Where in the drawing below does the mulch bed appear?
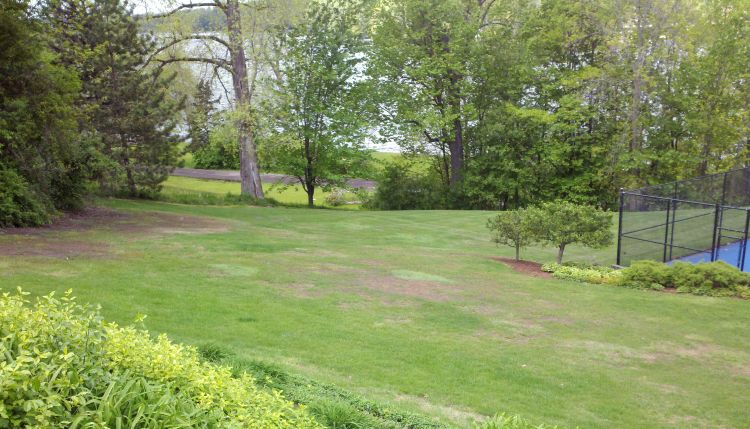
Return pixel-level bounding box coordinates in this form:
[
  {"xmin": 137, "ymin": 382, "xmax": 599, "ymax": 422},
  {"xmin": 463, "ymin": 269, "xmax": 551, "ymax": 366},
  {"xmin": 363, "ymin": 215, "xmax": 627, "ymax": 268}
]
[{"xmin": 491, "ymin": 257, "xmax": 552, "ymax": 278}]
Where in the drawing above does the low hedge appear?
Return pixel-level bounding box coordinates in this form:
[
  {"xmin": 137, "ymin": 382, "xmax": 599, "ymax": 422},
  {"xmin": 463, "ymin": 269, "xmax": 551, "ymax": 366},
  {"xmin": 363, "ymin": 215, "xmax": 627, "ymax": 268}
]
[
  {"xmin": 0, "ymin": 289, "xmax": 320, "ymax": 428},
  {"xmin": 541, "ymin": 262, "xmax": 621, "ymax": 285},
  {"xmin": 542, "ymin": 260, "xmax": 750, "ymax": 299}
]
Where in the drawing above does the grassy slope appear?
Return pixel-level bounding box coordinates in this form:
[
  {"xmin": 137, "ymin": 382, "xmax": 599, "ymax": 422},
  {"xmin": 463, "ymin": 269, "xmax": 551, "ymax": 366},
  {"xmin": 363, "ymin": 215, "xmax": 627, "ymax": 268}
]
[{"xmin": 2, "ymin": 200, "xmax": 749, "ymax": 429}]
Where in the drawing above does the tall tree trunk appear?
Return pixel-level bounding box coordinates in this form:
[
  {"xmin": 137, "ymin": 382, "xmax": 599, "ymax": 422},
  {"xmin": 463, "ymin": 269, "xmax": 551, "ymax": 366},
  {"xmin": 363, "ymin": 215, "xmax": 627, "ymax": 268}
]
[
  {"xmin": 226, "ymin": 0, "xmax": 263, "ymax": 199},
  {"xmin": 449, "ymin": 117, "xmax": 464, "ymax": 190}
]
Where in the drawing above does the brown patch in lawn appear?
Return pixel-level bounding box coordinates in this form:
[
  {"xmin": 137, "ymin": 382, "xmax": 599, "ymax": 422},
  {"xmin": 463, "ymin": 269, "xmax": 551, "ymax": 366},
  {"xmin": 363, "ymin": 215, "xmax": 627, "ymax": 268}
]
[
  {"xmin": 0, "ymin": 206, "xmax": 228, "ymax": 259},
  {"xmin": 491, "ymin": 257, "xmax": 552, "ymax": 278},
  {"xmin": 0, "ymin": 207, "xmax": 227, "ymax": 236},
  {"xmin": 358, "ymin": 275, "xmax": 457, "ymax": 302},
  {"xmin": 0, "ymin": 239, "xmax": 110, "ymax": 259}
]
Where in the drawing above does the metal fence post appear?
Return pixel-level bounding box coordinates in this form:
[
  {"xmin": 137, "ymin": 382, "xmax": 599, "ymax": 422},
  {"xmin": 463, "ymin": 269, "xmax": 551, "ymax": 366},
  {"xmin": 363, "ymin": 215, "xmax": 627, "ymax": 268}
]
[
  {"xmin": 668, "ymin": 199, "xmax": 677, "ymax": 261},
  {"xmin": 741, "ymin": 209, "xmax": 750, "ymax": 272},
  {"xmin": 616, "ymin": 189, "xmax": 624, "ymax": 266},
  {"xmin": 711, "ymin": 204, "xmax": 721, "ymax": 262},
  {"xmin": 662, "ymin": 200, "xmax": 671, "ymax": 262}
]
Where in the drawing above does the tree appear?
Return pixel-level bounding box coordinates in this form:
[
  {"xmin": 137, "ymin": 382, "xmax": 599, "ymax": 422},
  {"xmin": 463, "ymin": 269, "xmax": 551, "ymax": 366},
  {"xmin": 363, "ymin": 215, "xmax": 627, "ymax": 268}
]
[
  {"xmin": 44, "ymin": 0, "xmax": 184, "ymax": 197},
  {"xmin": 0, "ymin": 0, "xmax": 88, "ymax": 224},
  {"xmin": 487, "ymin": 209, "xmax": 536, "ymax": 261},
  {"xmin": 264, "ymin": 0, "xmax": 370, "ymax": 207},
  {"xmin": 143, "ymin": 0, "xmax": 305, "ymax": 198},
  {"xmin": 370, "ymin": 0, "xmax": 496, "ymax": 193},
  {"xmin": 528, "ymin": 201, "xmax": 613, "ymax": 264},
  {"xmin": 187, "ymin": 79, "xmax": 217, "ymax": 153}
]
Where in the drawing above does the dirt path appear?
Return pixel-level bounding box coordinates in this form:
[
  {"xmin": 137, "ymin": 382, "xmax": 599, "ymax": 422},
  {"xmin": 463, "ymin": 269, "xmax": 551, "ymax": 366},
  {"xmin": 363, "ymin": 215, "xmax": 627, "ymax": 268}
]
[{"xmin": 173, "ymin": 168, "xmax": 377, "ymax": 190}]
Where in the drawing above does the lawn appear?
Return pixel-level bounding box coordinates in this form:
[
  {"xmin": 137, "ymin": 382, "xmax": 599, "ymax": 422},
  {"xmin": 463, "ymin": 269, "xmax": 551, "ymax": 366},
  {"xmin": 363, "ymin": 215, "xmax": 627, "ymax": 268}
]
[
  {"xmin": 162, "ymin": 175, "xmax": 361, "ymax": 208},
  {"xmin": 2, "ymin": 199, "xmax": 749, "ymax": 428}
]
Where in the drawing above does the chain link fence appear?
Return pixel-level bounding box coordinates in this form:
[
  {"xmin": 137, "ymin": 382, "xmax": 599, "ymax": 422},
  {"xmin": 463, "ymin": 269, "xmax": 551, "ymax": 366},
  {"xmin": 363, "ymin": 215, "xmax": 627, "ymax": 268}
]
[{"xmin": 617, "ymin": 168, "xmax": 750, "ymax": 271}]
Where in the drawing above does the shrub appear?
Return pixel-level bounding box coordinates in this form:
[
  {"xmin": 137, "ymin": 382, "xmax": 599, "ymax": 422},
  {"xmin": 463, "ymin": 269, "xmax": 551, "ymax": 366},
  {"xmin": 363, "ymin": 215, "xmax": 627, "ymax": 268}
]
[
  {"xmin": 325, "ymin": 188, "xmax": 348, "ymax": 207},
  {"xmin": 487, "ymin": 209, "xmax": 536, "ymax": 261},
  {"xmin": 0, "ymin": 289, "xmax": 321, "ymax": 428},
  {"xmin": 526, "ymin": 201, "xmax": 613, "ymax": 264},
  {"xmin": 0, "ymin": 165, "xmax": 53, "ymax": 227},
  {"xmin": 192, "ymin": 121, "xmax": 241, "ymax": 170},
  {"xmin": 617, "ymin": 260, "xmax": 671, "ymax": 290},
  {"xmin": 367, "ymin": 163, "xmax": 446, "ymax": 210},
  {"xmin": 541, "ymin": 263, "xmax": 621, "ymax": 285}
]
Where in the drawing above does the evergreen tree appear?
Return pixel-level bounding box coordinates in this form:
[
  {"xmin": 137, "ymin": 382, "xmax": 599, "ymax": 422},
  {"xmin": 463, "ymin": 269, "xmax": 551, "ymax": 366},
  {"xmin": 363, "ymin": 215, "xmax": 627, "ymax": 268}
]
[
  {"xmin": 44, "ymin": 0, "xmax": 184, "ymax": 196},
  {"xmin": 187, "ymin": 79, "xmax": 217, "ymax": 153},
  {"xmin": 0, "ymin": 0, "xmax": 87, "ymax": 225}
]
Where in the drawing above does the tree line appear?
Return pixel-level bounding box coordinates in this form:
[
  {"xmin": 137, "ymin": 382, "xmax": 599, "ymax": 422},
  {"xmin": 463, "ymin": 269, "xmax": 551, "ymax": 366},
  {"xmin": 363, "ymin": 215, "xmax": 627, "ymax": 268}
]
[{"xmin": 2, "ymin": 0, "xmax": 749, "ymax": 224}]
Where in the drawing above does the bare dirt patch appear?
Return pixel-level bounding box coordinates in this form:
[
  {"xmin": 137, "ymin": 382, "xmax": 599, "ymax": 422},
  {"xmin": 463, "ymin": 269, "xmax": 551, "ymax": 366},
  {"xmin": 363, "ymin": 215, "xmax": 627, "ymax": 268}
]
[
  {"xmin": 0, "ymin": 207, "xmax": 227, "ymax": 236},
  {"xmin": 0, "ymin": 206, "xmax": 228, "ymax": 258},
  {"xmin": 491, "ymin": 257, "xmax": 552, "ymax": 278}
]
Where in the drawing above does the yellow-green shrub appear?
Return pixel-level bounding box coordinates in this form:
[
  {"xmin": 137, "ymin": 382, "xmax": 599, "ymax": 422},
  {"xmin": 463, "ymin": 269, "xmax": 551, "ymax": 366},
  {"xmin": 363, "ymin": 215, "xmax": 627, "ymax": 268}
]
[
  {"xmin": 0, "ymin": 289, "xmax": 321, "ymax": 428},
  {"xmin": 541, "ymin": 263, "xmax": 621, "ymax": 285}
]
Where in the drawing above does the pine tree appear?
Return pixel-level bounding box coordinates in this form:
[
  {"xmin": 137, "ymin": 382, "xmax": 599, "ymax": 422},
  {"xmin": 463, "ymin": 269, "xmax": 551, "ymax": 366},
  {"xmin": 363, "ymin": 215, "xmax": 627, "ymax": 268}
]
[
  {"xmin": 44, "ymin": 0, "xmax": 183, "ymax": 196},
  {"xmin": 186, "ymin": 80, "xmax": 217, "ymax": 153}
]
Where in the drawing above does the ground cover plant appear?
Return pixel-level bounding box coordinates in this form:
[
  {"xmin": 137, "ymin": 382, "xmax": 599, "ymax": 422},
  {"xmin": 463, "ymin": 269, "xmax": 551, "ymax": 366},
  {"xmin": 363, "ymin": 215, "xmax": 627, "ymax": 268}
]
[
  {"xmin": 2, "ymin": 200, "xmax": 749, "ymax": 428},
  {"xmin": 0, "ymin": 289, "xmax": 320, "ymax": 428}
]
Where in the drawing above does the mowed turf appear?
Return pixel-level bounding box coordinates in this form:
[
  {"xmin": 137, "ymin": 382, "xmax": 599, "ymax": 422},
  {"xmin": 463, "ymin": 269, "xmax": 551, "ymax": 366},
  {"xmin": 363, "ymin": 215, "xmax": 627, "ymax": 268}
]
[{"xmin": 2, "ymin": 200, "xmax": 750, "ymax": 429}]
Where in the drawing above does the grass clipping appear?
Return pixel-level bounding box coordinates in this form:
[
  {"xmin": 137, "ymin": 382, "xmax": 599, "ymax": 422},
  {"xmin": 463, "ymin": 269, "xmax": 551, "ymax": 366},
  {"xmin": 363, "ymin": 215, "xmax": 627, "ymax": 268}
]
[{"xmin": 0, "ymin": 289, "xmax": 320, "ymax": 428}]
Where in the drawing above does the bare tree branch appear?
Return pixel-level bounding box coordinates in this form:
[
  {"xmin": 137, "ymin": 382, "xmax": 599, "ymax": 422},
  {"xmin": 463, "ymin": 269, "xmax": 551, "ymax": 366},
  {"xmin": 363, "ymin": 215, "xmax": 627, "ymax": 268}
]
[
  {"xmin": 155, "ymin": 56, "xmax": 232, "ymax": 73},
  {"xmin": 145, "ymin": 1, "xmax": 224, "ymax": 20},
  {"xmin": 146, "ymin": 34, "xmax": 231, "ymax": 67}
]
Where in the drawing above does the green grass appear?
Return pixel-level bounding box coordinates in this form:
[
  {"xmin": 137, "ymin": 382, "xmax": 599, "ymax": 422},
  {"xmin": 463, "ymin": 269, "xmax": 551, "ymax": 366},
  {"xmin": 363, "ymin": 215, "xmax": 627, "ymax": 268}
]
[
  {"xmin": 2, "ymin": 200, "xmax": 750, "ymax": 428},
  {"xmin": 161, "ymin": 176, "xmax": 361, "ymax": 209}
]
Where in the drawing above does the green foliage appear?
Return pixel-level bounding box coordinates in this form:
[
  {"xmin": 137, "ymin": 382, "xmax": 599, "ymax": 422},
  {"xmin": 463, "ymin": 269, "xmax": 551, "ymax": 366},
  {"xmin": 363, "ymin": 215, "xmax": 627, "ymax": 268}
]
[
  {"xmin": 474, "ymin": 414, "xmax": 556, "ymax": 429},
  {"xmin": 0, "ymin": 166, "xmax": 52, "ymax": 227},
  {"xmin": 527, "ymin": 201, "xmax": 613, "ymax": 264},
  {"xmin": 263, "ymin": 0, "xmax": 371, "ymax": 206},
  {"xmin": 367, "ymin": 163, "xmax": 446, "ymax": 210},
  {"xmin": 192, "ymin": 119, "xmax": 241, "ymax": 170},
  {"xmin": 620, "ymin": 261, "xmax": 750, "ymax": 298},
  {"xmin": 46, "ymin": 0, "xmax": 183, "ymax": 197},
  {"xmin": 237, "ymin": 359, "xmax": 451, "ymax": 429},
  {"xmin": 324, "ymin": 189, "xmax": 348, "ymax": 207},
  {"xmin": 617, "ymin": 260, "xmax": 671, "ymax": 291},
  {"xmin": 541, "ymin": 263, "xmax": 621, "ymax": 285},
  {"xmin": 0, "ymin": 0, "xmax": 88, "ymax": 217},
  {"xmin": 487, "ymin": 209, "xmax": 536, "ymax": 261},
  {"xmin": 0, "ymin": 289, "xmax": 321, "ymax": 428},
  {"xmin": 197, "ymin": 342, "xmax": 233, "ymax": 363}
]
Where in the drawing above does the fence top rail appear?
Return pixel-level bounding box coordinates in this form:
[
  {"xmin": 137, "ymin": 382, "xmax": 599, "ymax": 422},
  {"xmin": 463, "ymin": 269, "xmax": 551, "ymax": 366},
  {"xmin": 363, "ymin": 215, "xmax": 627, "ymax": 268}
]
[
  {"xmin": 627, "ymin": 166, "xmax": 750, "ymax": 196},
  {"xmin": 620, "ymin": 192, "xmax": 749, "ymax": 210}
]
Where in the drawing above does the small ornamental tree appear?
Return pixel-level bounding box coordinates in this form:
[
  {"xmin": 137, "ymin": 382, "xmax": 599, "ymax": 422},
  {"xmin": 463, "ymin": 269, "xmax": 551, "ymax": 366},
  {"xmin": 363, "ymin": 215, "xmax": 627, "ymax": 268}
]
[
  {"xmin": 487, "ymin": 209, "xmax": 535, "ymax": 261},
  {"xmin": 529, "ymin": 201, "xmax": 613, "ymax": 264}
]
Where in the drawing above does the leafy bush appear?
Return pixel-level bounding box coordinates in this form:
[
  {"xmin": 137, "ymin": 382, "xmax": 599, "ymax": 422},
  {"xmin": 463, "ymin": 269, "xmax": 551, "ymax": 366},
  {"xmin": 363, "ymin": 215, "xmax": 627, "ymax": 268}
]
[
  {"xmin": 192, "ymin": 121, "xmax": 241, "ymax": 170},
  {"xmin": 617, "ymin": 260, "xmax": 671, "ymax": 291},
  {"xmin": 367, "ymin": 163, "xmax": 446, "ymax": 210},
  {"xmin": 0, "ymin": 289, "xmax": 321, "ymax": 428},
  {"xmin": 620, "ymin": 261, "xmax": 750, "ymax": 298},
  {"xmin": 0, "ymin": 166, "xmax": 53, "ymax": 227},
  {"xmin": 325, "ymin": 188, "xmax": 349, "ymax": 207},
  {"xmin": 541, "ymin": 263, "xmax": 621, "ymax": 285}
]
